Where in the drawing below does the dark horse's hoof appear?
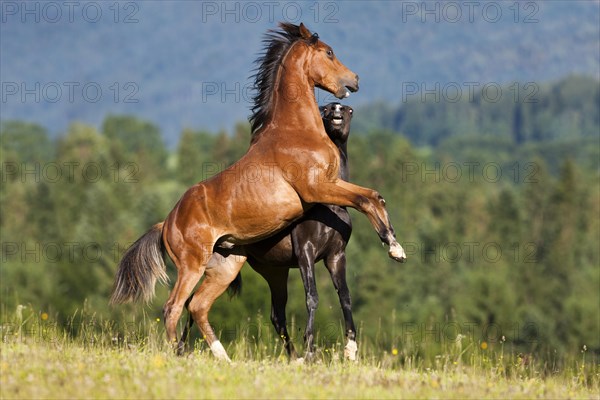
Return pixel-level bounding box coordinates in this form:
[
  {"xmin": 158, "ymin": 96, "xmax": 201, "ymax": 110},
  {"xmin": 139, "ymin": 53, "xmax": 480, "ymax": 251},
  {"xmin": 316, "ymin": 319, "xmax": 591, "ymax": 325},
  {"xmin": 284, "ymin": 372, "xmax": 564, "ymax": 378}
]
[
  {"xmin": 176, "ymin": 341, "xmax": 186, "ymax": 356},
  {"xmin": 303, "ymin": 351, "xmax": 316, "ymax": 363}
]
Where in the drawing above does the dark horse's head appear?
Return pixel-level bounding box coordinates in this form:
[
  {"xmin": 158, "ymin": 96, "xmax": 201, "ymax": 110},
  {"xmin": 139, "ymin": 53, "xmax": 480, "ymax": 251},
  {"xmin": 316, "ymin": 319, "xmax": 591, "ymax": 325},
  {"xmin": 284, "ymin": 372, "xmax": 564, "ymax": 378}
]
[{"xmin": 320, "ymin": 102, "xmax": 353, "ymax": 143}]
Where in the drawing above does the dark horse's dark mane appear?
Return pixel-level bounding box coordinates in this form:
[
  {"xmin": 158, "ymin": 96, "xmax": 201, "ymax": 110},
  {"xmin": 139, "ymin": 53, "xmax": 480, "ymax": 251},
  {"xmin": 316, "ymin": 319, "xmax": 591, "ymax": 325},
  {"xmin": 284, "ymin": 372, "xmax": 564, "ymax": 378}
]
[{"xmin": 249, "ymin": 23, "xmax": 313, "ymax": 142}]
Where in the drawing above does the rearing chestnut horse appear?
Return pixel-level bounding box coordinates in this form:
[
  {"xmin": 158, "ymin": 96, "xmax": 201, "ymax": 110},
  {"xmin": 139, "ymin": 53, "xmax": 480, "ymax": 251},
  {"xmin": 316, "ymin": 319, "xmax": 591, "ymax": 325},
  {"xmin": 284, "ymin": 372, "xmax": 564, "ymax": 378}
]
[
  {"xmin": 111, "ymin": 22, "xmax": 406, "ymax": 361},
  {"xmin": 180, "ymin": 103, "xmax": 358, "ymax": 361}
]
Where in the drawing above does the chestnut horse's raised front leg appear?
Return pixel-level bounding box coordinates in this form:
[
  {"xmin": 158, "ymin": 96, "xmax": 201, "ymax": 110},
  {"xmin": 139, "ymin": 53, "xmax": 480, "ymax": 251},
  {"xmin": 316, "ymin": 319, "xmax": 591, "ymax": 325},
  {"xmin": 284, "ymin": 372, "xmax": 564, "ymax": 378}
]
[{"xmin": 294, "ymin": 179, "xmax": 406, "ymax": 262}]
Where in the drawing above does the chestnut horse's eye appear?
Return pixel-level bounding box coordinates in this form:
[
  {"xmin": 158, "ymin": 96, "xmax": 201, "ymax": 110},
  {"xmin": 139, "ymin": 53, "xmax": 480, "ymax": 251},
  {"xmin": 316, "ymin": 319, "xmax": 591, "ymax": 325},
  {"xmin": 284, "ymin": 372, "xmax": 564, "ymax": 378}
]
[{"xmin": 326, "ymin": 49, "xmax": 333, "ymax": 59}]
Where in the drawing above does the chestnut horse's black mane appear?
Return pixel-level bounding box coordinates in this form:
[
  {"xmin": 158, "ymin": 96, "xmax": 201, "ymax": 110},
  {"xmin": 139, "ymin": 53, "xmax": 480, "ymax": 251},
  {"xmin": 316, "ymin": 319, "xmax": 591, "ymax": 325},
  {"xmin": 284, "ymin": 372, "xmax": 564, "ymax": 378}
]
[{"xmin": 248, "ymin": 22, "xmax": 317, "ymax": 142}]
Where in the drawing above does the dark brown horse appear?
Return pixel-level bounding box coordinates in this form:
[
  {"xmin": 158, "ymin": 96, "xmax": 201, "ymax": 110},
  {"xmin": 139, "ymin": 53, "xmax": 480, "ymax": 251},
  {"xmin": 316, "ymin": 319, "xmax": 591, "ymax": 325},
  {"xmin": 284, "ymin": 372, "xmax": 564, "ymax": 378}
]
[
  {"xmin": 111, "ymin": 22, "xmax": 406, "ymax": 361},
  {"xmin": 180, "ymin": 103, "xmax": 358, "ymax": 361}
]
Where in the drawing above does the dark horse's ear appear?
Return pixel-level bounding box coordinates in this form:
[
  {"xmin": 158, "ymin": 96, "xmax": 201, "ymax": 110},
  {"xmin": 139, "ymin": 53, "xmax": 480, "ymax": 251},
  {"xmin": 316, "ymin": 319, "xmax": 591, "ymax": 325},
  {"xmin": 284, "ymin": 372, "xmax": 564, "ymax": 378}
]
[
  {"xmin": 309, "ymin": 32, "xmax": 319, "ymax": 45},
  {"xmin": 299, "ymin": 23, "xmax": 312, "ymax": 39}
]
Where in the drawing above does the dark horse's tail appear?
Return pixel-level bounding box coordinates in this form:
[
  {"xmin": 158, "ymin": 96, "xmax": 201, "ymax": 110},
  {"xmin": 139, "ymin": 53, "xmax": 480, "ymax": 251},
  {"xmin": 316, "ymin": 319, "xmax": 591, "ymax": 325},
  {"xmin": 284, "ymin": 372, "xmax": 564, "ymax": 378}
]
[
  {"xmin": 110, "ymin": 222, "xmax": 169, "ymax": 305},
  {"xmin": 227, "ymin": 273, "xmax": 242, "ymax": 298}
]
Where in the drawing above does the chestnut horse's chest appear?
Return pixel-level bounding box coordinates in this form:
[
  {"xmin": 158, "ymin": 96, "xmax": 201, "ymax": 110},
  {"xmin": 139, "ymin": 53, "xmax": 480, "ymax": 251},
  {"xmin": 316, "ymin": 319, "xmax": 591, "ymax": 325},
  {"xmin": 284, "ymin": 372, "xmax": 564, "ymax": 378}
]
[{"xmin": 270, "ymin": 133, "xmax": 342, "ymax": 183}]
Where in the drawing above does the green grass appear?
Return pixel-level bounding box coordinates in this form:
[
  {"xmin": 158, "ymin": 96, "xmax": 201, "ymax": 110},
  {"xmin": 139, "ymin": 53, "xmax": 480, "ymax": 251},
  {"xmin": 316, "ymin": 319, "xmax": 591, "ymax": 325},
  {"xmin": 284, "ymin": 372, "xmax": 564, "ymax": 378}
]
[{"xmin": 1, "ymin": 309, "xmax": 598, "ymax": 399}]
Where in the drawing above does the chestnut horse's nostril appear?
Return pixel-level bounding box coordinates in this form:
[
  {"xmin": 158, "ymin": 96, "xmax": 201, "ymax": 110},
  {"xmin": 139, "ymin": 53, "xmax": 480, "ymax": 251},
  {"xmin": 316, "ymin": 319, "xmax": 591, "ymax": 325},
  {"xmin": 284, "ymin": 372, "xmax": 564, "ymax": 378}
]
[{"xmin": 355, "ymin": 74, "xmax": 359, "ymax": 84}]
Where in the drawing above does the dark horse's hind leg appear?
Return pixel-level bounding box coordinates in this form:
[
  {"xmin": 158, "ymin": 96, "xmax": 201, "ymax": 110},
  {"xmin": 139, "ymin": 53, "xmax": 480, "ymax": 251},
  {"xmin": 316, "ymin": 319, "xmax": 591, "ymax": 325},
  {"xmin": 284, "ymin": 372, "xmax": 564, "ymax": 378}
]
[
  {"xmin": 178, "ymin": 296, "xmax": 195, "ymax": 356},
  {"xmin": 325, "ymin": 252, "xmax": 357, "ymax": 360},
  {"xmin": 255, "ymin": 266, "xmax": 298, "ymax": 359},
  {"xmin": 295, "ymin": 246, "xmax": 319, "ymax": 359}
]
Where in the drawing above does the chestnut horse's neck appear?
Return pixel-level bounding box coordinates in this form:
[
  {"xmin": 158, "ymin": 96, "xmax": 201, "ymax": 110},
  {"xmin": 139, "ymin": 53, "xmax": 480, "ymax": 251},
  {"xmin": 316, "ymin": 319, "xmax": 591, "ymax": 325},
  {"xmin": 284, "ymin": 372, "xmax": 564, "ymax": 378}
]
[{"xmin": 265, "ymin": 43, "xmax": 326, "ymax": 138}]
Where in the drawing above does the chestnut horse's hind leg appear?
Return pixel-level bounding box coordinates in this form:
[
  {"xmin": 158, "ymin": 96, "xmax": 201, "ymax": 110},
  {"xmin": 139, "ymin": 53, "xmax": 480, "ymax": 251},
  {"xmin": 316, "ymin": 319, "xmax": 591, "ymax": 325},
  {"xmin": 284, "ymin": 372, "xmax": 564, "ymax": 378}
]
[
  {"xmin": 163, "ymin": 256, "xmax": 205, "ymax": 345},
  {"xmin": 324, "ymin": 252, "xmax": 357, "ymax": 361},
  {"xmin": 187, "ymin": 251, "xmax": 246, "ymax": 362}
]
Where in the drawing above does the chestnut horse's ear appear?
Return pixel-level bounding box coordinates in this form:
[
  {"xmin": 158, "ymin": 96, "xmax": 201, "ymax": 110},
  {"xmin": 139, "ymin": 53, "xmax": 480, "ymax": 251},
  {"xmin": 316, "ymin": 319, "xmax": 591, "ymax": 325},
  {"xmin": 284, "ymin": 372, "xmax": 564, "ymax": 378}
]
[{"xmin": 299, "ymin": 23, "xmax": 312, "ymax": 39}]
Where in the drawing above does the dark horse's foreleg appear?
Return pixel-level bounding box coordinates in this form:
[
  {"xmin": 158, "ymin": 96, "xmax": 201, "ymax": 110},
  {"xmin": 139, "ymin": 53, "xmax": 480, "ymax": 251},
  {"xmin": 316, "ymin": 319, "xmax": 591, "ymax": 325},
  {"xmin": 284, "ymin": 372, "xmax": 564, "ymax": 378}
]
[
  {"xmin": 255, "ymin": 266, "xmax": 298, "ymax": 359},
  {"xmin": 324, "ymin": 252, "xmax": 357, "ymax": 360}
]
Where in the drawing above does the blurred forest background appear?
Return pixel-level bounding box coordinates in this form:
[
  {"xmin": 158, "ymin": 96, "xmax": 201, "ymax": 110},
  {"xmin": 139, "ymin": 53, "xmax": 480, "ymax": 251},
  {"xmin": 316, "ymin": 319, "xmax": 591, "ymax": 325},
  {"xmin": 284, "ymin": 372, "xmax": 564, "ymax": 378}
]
[{"xmin": 2, "ymin": 75, "xmax": 599, "ymax": 359}]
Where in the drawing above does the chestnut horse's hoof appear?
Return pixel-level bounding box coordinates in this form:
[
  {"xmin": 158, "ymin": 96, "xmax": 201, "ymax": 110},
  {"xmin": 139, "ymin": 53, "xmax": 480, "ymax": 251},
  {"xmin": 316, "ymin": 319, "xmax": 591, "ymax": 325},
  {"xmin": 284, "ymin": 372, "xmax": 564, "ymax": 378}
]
[
  {"xmin": 388, "ymin": 242, "xmax": 407, "ymax": 263},
  {"xmin": 209, "ymin": 340, "xmax": 232, "ymax": 362}
]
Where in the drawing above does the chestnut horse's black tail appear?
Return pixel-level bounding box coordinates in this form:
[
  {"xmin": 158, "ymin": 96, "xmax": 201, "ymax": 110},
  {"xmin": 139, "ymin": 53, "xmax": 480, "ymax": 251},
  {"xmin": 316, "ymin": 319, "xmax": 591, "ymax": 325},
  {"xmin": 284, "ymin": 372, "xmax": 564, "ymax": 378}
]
[
  {"xmin": 110, "ymin": 223, "xmax": 169, "ymax": 305},
  {"xmin": 227, "ymin": 273, "xmax": 242, "ymax": 298}
]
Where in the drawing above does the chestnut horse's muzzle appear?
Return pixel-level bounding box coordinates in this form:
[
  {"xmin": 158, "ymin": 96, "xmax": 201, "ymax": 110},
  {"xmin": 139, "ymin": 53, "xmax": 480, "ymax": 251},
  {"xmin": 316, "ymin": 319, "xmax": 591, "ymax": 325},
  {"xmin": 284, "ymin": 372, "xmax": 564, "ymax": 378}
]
[{"xmin": 336, "ymin": 74, "xmax": 359, "ymax": 99}]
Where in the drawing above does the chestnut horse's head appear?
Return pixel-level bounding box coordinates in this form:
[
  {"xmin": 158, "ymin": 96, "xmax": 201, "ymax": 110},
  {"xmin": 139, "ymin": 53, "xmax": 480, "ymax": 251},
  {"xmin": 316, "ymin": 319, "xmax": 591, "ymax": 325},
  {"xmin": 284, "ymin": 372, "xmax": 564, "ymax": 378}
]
[
  {"xmin": 294, "ymin": 23, "xmax": 359, "ymax": 99},
  {"xmin": 250, "ymin": 22, "xmax": 359, "ymax": 136},
  {"xmin": 320, "ymin": 102, "xmax": 353, "ymax": 143}
]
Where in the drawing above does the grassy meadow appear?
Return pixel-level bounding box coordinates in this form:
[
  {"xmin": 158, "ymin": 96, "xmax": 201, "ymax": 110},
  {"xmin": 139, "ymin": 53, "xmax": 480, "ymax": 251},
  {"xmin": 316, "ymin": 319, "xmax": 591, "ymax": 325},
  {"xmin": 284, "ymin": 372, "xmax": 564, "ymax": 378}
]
[{"xmin": 1, "ymin": 308, "xmax": 598, "ymax": 399}]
